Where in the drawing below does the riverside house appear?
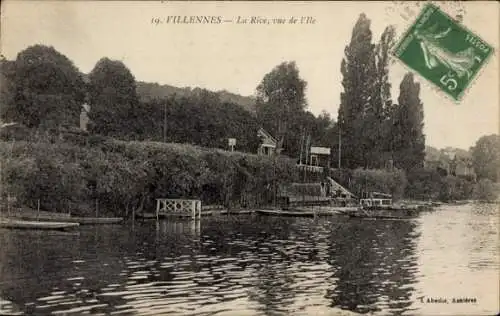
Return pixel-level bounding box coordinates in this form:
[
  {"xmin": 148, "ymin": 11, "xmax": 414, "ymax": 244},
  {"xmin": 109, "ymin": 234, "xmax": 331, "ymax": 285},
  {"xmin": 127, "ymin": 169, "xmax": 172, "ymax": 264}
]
[{"xmin": 257, "ymin": 127, "xmax": 277, "ymax": 156}]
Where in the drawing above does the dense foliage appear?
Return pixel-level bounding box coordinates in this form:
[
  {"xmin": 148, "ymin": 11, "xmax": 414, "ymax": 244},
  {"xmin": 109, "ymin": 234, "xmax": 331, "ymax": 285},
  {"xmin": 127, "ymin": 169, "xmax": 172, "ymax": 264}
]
[
  {"xmin": 0, "ymin": 45, "xmax": 85, "ymax": 128},
  {"xmin": 0, "ymin": 138, "xmax": 298, "ymax": 216},
  {"xmin": 471, "ymin": 134, "xmax": 500, "ymax": 182},
  {"xmin": 338, "ymin": 15, "xmax": 425, "ymax": 171},
  {"xmin": 87, "ymin": 57, "xmax": 140, "ymax": 138},
  {"xmin": 1, "ymin": 41, "xmax": 497, "ymax": 211},
  {"xmin": 391, "ymin": 73, "xmax": 426, "ymax": 171},
  {"xmin": 256, "ymin": 61, "xmax": 337, "ymax": 157},
  {"xmin": 125, "ymin": 91, "xmax": 263, "ymax": 152},
  {"xmin": 338, "ymin": 13, "xmax": 376, "ymax": 169},
  {"xmin": 328, "ymin": 168, "xmax": 407, "ymax": 200}
]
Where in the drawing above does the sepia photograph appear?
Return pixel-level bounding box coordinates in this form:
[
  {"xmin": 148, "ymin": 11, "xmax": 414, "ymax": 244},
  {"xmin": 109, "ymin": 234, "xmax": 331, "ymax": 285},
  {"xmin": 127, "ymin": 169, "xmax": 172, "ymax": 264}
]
[{"xmin": 0, "ymin": 1, "xmax": 499, "ymax": 315}]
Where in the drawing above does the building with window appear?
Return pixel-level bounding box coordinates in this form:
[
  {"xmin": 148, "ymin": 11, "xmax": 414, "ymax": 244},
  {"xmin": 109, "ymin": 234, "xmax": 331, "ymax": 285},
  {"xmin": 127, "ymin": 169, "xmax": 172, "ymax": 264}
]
[
  {"xmin": 257, "ymin": 127, "xmax": 277, "ymax": 156},
  {"xmin": 309, "ymin": 146, "xmax": 331, "ymax": 168}
]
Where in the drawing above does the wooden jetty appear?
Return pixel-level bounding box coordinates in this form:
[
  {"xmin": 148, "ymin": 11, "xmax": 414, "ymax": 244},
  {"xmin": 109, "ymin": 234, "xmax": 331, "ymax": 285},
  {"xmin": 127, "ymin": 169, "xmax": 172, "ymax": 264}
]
[
  {"xmin": 155, "ymin": 199, "xmax": 202, "ymax": 220},
  {"xmin": 0, "ymin": 218, "xmax": 79, "ymax": 231}
]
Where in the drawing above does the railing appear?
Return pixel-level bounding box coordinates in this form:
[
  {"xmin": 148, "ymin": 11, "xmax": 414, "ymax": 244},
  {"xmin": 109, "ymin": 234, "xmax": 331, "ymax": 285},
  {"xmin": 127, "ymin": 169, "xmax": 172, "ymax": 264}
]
[
  {"xmin": 155, "ymin": 199, "xmax": 202, "ymax": 220},
  {"xmin": 296, "ymin": 164, "xmax": 324, "ymax": 173}
]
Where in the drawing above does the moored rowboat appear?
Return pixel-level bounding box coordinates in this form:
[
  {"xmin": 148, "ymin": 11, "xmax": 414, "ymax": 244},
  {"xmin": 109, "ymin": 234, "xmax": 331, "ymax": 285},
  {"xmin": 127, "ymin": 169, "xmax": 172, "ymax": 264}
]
[
  {"xmin": 14, "ymin": 215, "xmax": 123, "ymax": 225},
  {"xmin": 0, "ymin": 218, "xmax": 79, "ymax": 230},
  {"xmin": 256, "ymin": 209, "xmax": 316, "ymax": 217}
]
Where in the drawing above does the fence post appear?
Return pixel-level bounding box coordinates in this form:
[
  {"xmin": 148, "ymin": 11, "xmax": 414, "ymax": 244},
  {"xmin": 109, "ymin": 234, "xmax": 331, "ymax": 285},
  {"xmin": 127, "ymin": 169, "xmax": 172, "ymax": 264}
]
[
  {"xmin": 95, "ymin": 199, "xmax": 98, "ymax": 217},
  {"xmin": 6, "ymin": 194, "xmax": 10, "ymax": 217},
  {"xmin": 156, "ymin": 199, "xmax": 160, "ymax": 222},
  {"xmin": 191, "ymin": 200, "xmax": 195, "ymax": 220},
  {"xmin": 132, "ymin": 205, "xmax": 135, "ymax": 225},
  {"xmin": 37, "ymin": 199, "xmax": 40, "ymax": 221}
]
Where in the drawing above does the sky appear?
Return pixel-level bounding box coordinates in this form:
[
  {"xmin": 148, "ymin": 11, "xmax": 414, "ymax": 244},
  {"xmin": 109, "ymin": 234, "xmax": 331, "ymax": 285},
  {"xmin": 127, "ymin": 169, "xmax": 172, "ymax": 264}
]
[{"xmin": 1, "ymin": 1, "xmax": 499, "ymax": 150}]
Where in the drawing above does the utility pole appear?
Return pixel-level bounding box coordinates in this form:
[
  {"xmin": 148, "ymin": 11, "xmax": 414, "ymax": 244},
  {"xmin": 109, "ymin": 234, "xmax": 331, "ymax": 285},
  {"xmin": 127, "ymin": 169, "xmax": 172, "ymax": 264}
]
[
  {"xmin": 338, "ymin": 127, "xmax": 341, "ymax": 169},
  {"xmin": 298, "ymin": 130, "xmax": 305, "ymax": 165},
  {"xmin": 163, "ymin": 102, "xmax": 167, "ymax": 142},
  {"xmin": 304, "ymin": 134, "xmax": 311, "ymax": 183}
]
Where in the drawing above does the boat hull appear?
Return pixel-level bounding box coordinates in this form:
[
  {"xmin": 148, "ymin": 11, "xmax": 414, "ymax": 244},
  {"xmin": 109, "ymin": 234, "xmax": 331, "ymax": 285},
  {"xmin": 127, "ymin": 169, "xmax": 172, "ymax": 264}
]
[
  {"xmin": 15, "ymin": 215, "xmax": 123, "ymax": 225},
  {"xmin": 256, "ymin": 209, "xmax": 316, "ymax": 217},
  {"xmin": 347, "ymin": 208, "xmax": 419, "ymax": 219},
  {"xmin": 0, "ymin": 219, "xmax": 79, "ymax": 230}
]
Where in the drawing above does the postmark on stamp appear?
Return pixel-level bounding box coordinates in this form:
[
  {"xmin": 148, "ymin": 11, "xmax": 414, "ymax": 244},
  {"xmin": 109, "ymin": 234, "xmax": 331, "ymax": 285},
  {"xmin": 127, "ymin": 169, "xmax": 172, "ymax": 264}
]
[{"xmin": 393, "ymin": 2, "xmax": 494, "ymax": 101}]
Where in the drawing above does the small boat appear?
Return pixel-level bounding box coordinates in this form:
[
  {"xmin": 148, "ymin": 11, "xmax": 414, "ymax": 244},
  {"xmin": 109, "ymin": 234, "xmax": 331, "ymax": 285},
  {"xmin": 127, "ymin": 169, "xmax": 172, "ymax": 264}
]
[
  {"xmin": 7, "ymin": 209, "xmax": 123, "ymax": 225},
  {"xmin": 256, "ymin": 209, "xmax": 316, "ymax": 217},
  {"xmin": 65, "ymin": 217, "xmax": 123, "ymax": 225},
  {"xmin": 346, "ymin": 192, "xmax": 421, "ymax": 219},
  {"xmin": 347, "ymin": 208, "xmax": 419, "ymax": 219},
  {"xmin": 220, "ymin": 209, "xmax": 255, "ymax": 215},
  {"xmin": 0, "ymin": 218, "xmax": 79, "ymax": 231},
  {"xmin": 15, "ymin": 215, "xmax": 123, "ymax": 225}
]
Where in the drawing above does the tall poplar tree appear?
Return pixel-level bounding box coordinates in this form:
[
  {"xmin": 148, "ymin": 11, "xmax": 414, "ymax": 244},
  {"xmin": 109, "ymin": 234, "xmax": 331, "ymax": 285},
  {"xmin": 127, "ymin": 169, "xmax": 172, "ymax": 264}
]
[
  {"xmin": 368, "ymin": 26, "xmax": 396, "ymax": 168},
  {"xmin": 338, "ymin": 14, "xmax": 376, "ymax": 169},
  {"xmin": 392, "ymin": 73, "xmax": 425, "ymax": 171}
]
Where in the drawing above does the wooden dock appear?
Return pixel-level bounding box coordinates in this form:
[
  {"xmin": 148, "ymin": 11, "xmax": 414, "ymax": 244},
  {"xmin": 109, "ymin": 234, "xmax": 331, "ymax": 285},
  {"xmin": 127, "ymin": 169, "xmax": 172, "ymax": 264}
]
[{"xmin": 155, "ymin": 199, "xmax": 202, "ymax": 220}]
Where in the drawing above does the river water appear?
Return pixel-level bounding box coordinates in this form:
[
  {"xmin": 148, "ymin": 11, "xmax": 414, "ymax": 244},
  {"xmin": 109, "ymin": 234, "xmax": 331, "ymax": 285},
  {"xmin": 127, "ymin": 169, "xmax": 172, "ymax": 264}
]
[{"xmin": 0, "ymin": 204, "xmax": 498, "ymax": 316}]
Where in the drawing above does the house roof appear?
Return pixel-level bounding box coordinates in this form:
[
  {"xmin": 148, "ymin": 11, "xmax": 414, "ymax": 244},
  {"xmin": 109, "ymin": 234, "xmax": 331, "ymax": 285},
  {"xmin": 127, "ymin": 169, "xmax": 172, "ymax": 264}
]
[
  {"xmin": 327, "ymin": 177, "xmax": 356, "ymax": 198},
  {"xmin": 257, "ymin": 127, "xmax": 277, "ymax": 143},
  {"xmin": 82, "ymin": 103, "xmax": 90, "ymax": 112}
]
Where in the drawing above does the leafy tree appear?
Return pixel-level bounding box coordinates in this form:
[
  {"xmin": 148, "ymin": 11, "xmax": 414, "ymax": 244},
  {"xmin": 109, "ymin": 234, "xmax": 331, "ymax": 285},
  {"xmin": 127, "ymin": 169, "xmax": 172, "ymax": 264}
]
[
  {"xmin": 405, "ymin": 167, "xmax": 442, "ymax": 200},
  {"xmin": 370, "ymin": 26, "xmax": 396, "ymax": 168},
  {"xmin": 137, "ymin": 90, "xmax": 261, "ymax": 153},
  {"xmin": 438, "ymin": 175, "xmax": 474, "ymax": 202},
  {"xmin": 87, "ymin": 58, "xmax": 139, "ymax": 137},
  {"xmin": 471, "ymin": 134, "xmax": 500, "ymax": 182},
  {"xmin": 2, "ymin": 45, "xmax": 85, "ymax": 128},
  {"xmin": 392, "ymin": 73, "xmax": 425, "ymax": 172},
  {"xmin": 375, "ymin": 26, "xmax": 396, "ymax": 118},
  {"xmin": 0, "ymin": 57, "xmax": 17, "ymax": 122},
  {"xmin": 256, "ymin": 61, "xmax": 307, "ymax": 156},
  {"xmin": 337, "ymin": 14, "xmax": 377, "ymax": 168}
]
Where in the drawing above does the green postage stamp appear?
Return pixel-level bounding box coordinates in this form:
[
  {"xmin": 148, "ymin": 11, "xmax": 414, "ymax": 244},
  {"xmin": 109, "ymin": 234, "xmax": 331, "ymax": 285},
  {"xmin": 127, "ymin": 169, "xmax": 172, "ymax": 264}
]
[{"xmin": 393, "ymin": 3, "xmax": 494, "ymax": 101}]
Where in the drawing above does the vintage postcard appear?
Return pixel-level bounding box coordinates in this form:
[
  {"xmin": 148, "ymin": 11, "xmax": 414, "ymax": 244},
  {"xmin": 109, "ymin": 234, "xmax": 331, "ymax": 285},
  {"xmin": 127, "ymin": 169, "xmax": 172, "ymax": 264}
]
[{"xmin": 0, "ymin": 1, "xmax": 499, "ymax": 316}]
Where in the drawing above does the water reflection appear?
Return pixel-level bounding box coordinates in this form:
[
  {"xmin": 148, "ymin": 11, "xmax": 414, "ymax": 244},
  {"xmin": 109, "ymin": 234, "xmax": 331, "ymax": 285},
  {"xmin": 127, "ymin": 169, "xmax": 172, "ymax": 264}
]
[
  {"xmin": 0, "ymin": 204, "xmax": 498, "ymax": 315},
  {"xmin": 325, "ymin": 218, "xmax": 419, "ymax": 315}
]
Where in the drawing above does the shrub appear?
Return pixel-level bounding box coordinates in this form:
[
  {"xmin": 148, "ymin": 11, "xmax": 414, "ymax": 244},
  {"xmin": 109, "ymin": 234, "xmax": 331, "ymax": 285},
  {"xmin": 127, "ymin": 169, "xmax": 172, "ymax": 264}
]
[
  {"xmin": 473, "ymin": 179, "xmax": 498, "ymax": 202},
  {"xmin": 405, "ymin": 168, "xmax": 442, "ymax": 200},
  {"xmin": 438, "ymin": 175, "xmax": 475, "ymax": 202},
  {"xmin": 350, "ymin": 168, "xmax": 407, "ymax": 200}
]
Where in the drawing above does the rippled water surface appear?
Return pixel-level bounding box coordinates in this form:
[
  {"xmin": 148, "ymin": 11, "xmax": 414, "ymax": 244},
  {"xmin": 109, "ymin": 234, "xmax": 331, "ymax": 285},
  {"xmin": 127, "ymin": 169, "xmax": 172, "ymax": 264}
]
[{"xmin": 1, "ymin": 204, "xmax": 498, "ymax": 315}]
